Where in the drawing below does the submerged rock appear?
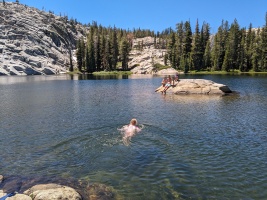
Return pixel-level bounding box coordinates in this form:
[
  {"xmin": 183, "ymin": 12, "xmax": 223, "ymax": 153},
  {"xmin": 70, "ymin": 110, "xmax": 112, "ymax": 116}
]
[
  {"xmin": 155, "ymin": 79, "xmax": 232, "ymax": 95},
  {"xmin": 86, "ymin": 183, "xmax": 118, "ymax": 200}
]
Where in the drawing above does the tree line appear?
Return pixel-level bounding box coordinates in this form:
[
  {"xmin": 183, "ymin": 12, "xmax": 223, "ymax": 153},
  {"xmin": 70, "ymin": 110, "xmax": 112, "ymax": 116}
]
[
  {"xmin": 76, "ymin": 22, "xmax": 134, "ymax": 72},
  {"xmin": 76, "ymin": 14, "xmax": 267, "ymax": 73},
  {"xmin": 165, "ymin": 14, "xmax": 267, "ymax": 72},
  {"xmin": 3, "ymin": 1, "xmax": 267, "ymax": 72}
]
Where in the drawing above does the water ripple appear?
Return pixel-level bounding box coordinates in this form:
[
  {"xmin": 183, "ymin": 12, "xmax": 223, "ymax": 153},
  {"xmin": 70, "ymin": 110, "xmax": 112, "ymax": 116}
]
[{"xmin": 1, "ymin": 75, "xmax": 267, "ymax": 199}]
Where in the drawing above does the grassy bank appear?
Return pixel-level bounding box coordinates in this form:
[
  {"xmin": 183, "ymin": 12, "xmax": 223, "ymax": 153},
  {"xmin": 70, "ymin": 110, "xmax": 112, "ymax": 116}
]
[
  {"xmin": 66, "ymin": 68, "xmax": 82, "ymax": 75},
  {"xmin": 92, "ymin": 71, "xmax": 132, "ymax": 75},
  {"xmin": 67, "ymin": 70, "xmax": 132, "ymax": 75},
  {"xmin": 187, "ymin": 70, "xmax": 267, "ymax": 75}
]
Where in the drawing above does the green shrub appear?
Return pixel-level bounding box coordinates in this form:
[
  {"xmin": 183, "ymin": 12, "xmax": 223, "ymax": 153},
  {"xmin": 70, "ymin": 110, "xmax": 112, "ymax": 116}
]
[{"xmin": 153, "ymin": 63, "xmax": 169, "ymax": 71}]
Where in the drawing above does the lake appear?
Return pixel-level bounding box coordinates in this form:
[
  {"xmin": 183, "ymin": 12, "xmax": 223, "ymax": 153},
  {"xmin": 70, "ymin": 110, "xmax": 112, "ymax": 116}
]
[{"xmin": 0, "ymin": 74, "xmax": 266, "ymax": 199}]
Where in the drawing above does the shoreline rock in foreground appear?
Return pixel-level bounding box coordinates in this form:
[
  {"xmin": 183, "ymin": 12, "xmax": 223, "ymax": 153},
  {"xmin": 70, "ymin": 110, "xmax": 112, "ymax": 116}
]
[
  {"xmin": 0, "ymin": 174, "xmax": 119, "ymax": 200},
  {"xmin": 155, "ymin": 79, "xmax": 232, "ymax": 95}
]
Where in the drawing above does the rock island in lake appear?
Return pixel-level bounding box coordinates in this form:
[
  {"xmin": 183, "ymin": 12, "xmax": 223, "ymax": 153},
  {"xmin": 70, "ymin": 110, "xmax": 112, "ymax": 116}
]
[{"xmin": 155, "ymin": 79, "xmax": 232, "ymax": 95}]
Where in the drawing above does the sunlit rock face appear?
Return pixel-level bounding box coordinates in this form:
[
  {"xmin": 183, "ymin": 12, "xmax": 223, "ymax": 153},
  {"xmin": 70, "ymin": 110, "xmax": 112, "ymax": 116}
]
[
  {"xmin": 129, "ymin": 36, "xmax": 169, "ymax": 74},
  {"xmin": 0, "ymin": 2, "xmax": 86, "ymax": 75}
]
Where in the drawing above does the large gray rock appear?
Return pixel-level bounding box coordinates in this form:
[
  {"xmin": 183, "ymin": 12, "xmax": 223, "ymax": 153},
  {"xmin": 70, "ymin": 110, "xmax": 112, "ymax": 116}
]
[
  {"xmin": 0, "ymin": 191, "xmax": 32, "ymax": 200},
  {"xmin": 155, "ymin": 79, "xmax": 232, "ymax": 95},
  {"xmin": 42, "ymin": 67, "xmax": 56, "ymax": 75},
  {"xmin": 129, "ymin": 37, "xmax": 168, "ymax": 74},
  {"xmin": 0, "ymin": 68, "xmax": 8, "ymax": 75},
  {"xmin": 0, "ymin": 2, "xmax": 87, "ymax": 76},
  {"xmin": 9, "ymin": 194, "xmax": 32, "ymax": 200},
  {"xmin": 129, "ymin": 37, "xmax": 186, "ymax": 75},
  {"xmin": 24, "ymin": 183, "xmax": 82, "ymax": 200}
]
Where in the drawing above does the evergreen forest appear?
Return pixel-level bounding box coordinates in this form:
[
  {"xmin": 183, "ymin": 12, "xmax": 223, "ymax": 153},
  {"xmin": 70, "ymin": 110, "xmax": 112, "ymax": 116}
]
[{"xmin": 76, "ymin": 14, "xmax": 267, "ymax": 73}]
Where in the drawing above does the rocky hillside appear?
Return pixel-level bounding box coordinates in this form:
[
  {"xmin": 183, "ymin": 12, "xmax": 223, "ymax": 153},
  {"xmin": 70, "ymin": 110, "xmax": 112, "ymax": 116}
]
[
  {"xmin": 129, "ymin": 36, "xmax": 168, "ymax": 74},
  {"xmin": 0, "ymin": 2, "xmax": 174, "ymax": 76},
  {"xmin": 0, "ymin": 2, "xmax": 86, "ymax": 75}
]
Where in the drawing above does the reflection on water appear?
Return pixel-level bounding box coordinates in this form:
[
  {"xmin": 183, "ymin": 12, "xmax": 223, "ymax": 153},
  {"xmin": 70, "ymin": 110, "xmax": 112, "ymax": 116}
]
[
  {"xmin": 0, "ymin": 74, "xmax": 267, "ymax": 199},
  {"xmin": 68, "ymin": 73, "xmax": 154, "ymax": 80},
  {"xmin": 0, "ymin": 75, "xmax": 70, "ymax": 85},
  {"xmin": 160, "ymin": 93, "xmax": 225, "ymax": 103},
  {"xmin": 72, "ymin": 73, "xmax": 128, "ymax": 80}
]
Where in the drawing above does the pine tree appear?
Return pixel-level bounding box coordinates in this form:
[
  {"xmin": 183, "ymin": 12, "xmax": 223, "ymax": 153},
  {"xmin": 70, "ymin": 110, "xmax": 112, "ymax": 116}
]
[
  {"xmin": 100, "ymin": 34, "xmax": 107, "ymax": 70},
  {"xmin": 212, "ymin": 20, "xmax": 229, "ymax": 71},
  {"xmin": 176, "ymin": 22, "xmax": 184, "ymax": 70},
  {"xmin": 222, "ymin": 45, "xmax": 231, "ymax": 71},
  {"xmin": 252, "ymin": 29, "xmax": 261, "ymax": 71},
  {"xmin": 222, "ymin": 19, "xmax": 240, "ymax": 71},
  {"xmin": 238, "ymin": 29, "xmax": 247, "ymax": 72},
  {"xmin": 180, "ymin": 55, "xmax": 190, "ymax": 73},
  {"xmin": 104, "ymin": 37, "xmax": 111, "ymax": 71},
  {"xmin": 86, "ymin": 27, "xmax": 96, "ymax": 72},
  {"xmin": 191, "ymin": 19, "xmax": 203, "ymax": 71},
  {"xmin": 84, "ymin": 47, "xmax": 90, "ymax": 72},
  {"xmin": 69, "ymin": 48, "xmax": 73, "ymax": 72},
  {"xmin": 211, "ymin": 34, "xmax": 220, "ymax": 70},
  {"xmin": 76, "ymin": 39, "xmax": 81, "ymax": 71},
  {"xmin": 120, "ymin": 37, "xmax": 130, "ymax": 70},
  {"xmin": 232, "ymin": 19, "xmax": 241, "ymax": 70},
  {"xmin": 93, "ymin": 30, "xmax": 101, "ymax": 71},
  {"xmin": 245, "ymin": 23, "xmax": 255, "ymax": 71},
  {"xmin": 203, "ymin": 40, "xmax": 212, "ymax": 70},
  {"xmin": 201, "ymin": 22, "xmax": 210, "ymax": 70},
  {"xmin": 260, "ymin": 12, "xmax": 267, "ymax": 71},
  {"xmin": 182, "ymin": 21, "xmax": 192, "ymax": 72},
  {"xmin": 166, "ymin": 32, "xmax": 176, "ymax": 67},
  {"xmin": 110, "ymin": 27, "xmax": 119, "ymax": 70},
  {"xmin": 183, "ymin": 21, "xmax": 192, "ymax": 57},
  {"xmin": 164, "ymin": 54, "xmax": 168, "ymax": 66},
  {"xmin": 76, "ymin": 39, "xmax": 84, "ymax": 72},
  {"xmin": 202, "ymin": 22, "xmax": 210, "ymax": 49}
]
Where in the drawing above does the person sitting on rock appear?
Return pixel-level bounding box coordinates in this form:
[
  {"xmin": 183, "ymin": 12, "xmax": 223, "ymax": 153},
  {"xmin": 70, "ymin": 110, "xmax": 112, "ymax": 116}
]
[
  {"xmin": 175, "ymin": 73, "xmax": 179, "ymax": 82},
  {"xmin": 161, "ymin": 77, "xmax": 167, "ymax": 87},
  {"xmin": 162, "ymin": 76, "xmax": 171, "ymax": 94},
  {"xmin": 171, "ymin": 73, "xmax": 179, "ymax": 86}
]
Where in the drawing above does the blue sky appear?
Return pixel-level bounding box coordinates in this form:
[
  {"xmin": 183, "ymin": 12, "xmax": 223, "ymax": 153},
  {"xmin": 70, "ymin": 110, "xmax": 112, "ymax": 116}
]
[{"xmin": 9, "ymin": 0, "xmax": 267, "ymax": 33}]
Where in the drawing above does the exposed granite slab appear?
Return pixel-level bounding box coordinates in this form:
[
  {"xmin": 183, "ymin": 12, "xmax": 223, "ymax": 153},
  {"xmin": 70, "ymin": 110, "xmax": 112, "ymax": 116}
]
[{"xmin": 155, "ymin": 79, "xmax": 232, "ymax": 95}]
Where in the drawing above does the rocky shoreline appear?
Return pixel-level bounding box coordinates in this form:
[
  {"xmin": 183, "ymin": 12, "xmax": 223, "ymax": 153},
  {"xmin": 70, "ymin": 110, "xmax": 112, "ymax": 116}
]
[{"xmin": 0, "ymin": 174, "xmax": 119, "ymax": 200}]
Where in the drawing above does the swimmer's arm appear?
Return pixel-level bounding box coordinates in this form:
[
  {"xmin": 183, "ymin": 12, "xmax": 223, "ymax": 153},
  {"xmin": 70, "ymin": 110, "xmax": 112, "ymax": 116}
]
[
  {"xmin": 136, "ymin": 125, "xmax": 144, "ymax": 132},
  {"xmin": 117, "ymin": 125, "xmax": 128, "ymax": 131}
]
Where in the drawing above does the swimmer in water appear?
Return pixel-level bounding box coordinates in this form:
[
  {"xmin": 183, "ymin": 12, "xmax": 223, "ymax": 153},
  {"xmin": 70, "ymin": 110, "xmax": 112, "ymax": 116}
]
[{"xmin": 119, "ymin": 118, "xmax": 143, "ymax": 145}]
